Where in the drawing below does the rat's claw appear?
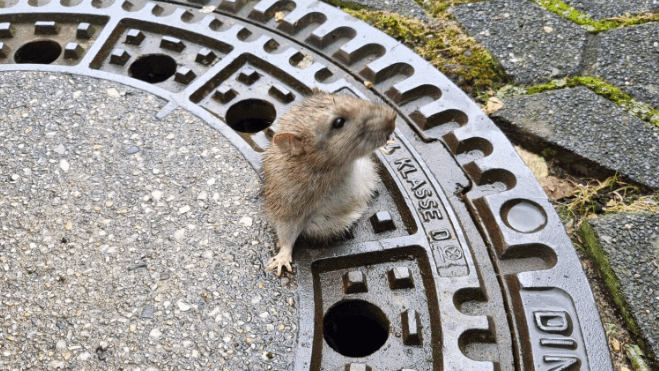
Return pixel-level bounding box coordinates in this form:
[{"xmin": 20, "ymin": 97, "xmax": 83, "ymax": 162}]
[{"xmin": 265, "ymin": 251, "xmax": 293, "ymax": 276}]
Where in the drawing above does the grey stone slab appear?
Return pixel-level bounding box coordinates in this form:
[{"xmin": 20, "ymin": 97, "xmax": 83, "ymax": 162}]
[
  {"xmin": 0, "ymin": 71, "xmax": 298, "ymax": 370},
  {"xmin": 451, "ymin": 0, "xmax": 588, "ymax": 84},
  {"xmin": 323, "ymin": 0, "xmax": 431, "ymax": 22},
  {"xmin": 562, "ymin": 0, "xmax": 659, "ymax": 20},
  {"xmin": 491, "ymin": 86, "xmax": 659, "ymax": 189},
  {"xmin": 585, "ymin": 213, "xmax": 659, "ymax": 360},
  {"xmin": 593, "ymin": 22, "xmax": 659, "ymax": 109}
]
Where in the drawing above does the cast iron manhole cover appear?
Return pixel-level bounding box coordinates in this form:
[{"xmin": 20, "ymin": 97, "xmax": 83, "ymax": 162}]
[{"xmin": 0, "ymin": 0, "xmax": 613, "ymax": 370}]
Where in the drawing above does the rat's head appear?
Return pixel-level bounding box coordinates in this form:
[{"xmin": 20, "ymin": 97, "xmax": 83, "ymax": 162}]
[{"xmin": 274, "ymin": 89, "xmax": 396, "ymax": 167}]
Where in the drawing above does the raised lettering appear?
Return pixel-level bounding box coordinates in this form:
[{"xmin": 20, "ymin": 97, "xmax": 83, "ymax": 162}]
[
  {"xmin": 443, "ymin": 245, "xmax": 463, "ymax": 260},
  {"xmin": 430, "ymin": 242, "xmax": 444, "ymax": 262},
  {"xmin": 407, "ymin": 179, "xmax": 427, "ymax": 190},
  {"xmin": 534, "ymin": 311, "xmax": 571, "ymax": 334},
  {"xmin": 539, "ymin": 338, "xmax": 577, "ymax": 349},
  {"xmin": 419, "ymin": 199, "xmax": 438, "ymax": 210},
  {"xmin": 542, "ymin": 356, "xmax": 580, "ymax": 371},
  {"xmin": 394, "ymin": 158, "xmax": 414, "ymax": 171},
  {"xmin": 429, "ymin": 229, "xmax": 450, "ymax": 241},
  {"xmin": 414, "ymin": 187, "xmax": 432, "ymax": 199},
  {"xmin": 400, "ymin": 167, "xmax": 417, "ymax": 179},
  {"xmin": 394, "ymin": 158, "xmax": 418, "ymax": 179},
  {"xmin": 421, "ymin": 209, "xmax": 442, "ymax": 222},
  {"xmin": 418, "ymin": 199, "xmax": 442, "ymax": 222}
]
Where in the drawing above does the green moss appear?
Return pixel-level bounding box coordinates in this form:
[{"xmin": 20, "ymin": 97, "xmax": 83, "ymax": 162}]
[
  {"xmin": 322, "ymin": 0, "xmax": 364, "ymax": 11},
  {"xmin": 339, "ymin": 9, "xmax": 505, "ymax": 95},
  {"xmin": 626, "ymin": 344, "xmax": 652, "ymax": 371},
  {"xmin": 526, "ymin": 77, "xmax": 659, "ymax": 127},
  {"xmin": 579, "ymin": 221, "xmax": 640, "ymax": 336},
  {"xmin": 541, "ymin": 148, "xmax": 557, "ymax": 158},
  {"xmin": 603, "ymin": 319, "xmax": 617, "ymax": 335},
  {"xmin": 413, "ymin": 0, "xmax": 484, "ymax": 17},
  {"xmin": 414, "ymin": 0, "xmax": 659, "ymax": 33},
  {"xmin": 532, "ymin": 0, "xmax": 659, "ymax": 33}
]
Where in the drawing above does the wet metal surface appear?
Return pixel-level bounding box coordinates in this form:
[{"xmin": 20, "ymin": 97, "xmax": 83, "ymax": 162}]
[{"xmin": 0, "ymin": 0, "xmax": 613, "ymax": 370}]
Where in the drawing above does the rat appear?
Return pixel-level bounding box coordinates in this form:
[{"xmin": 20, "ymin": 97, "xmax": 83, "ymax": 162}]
[{"xmin": 262, "ymin": 88, "xmax": 397, "ymax": 276}]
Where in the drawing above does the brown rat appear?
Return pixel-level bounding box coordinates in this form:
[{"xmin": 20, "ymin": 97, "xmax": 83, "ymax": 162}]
[{"xmin": 262, "ymin": 88, "xmax": 397, "ymax": 276}]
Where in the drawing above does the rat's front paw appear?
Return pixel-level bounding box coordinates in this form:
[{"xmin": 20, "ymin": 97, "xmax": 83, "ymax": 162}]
[{"xmin": 265, "ymin": 250, "xmax": 293, "ymax": 276}]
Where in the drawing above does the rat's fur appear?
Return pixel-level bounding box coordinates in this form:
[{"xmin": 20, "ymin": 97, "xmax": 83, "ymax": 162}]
[{"xmin": 262, "ymin": 89, "xmax": 396, "ymax": 275}]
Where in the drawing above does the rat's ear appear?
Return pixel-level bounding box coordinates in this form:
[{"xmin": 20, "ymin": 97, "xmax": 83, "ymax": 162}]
[
  {"xmin": 311, "ymin": 87, "xmax": 325, "ymax": 95},
  {"xmin": 273, "ymin": 132, "xmax": 305, "ymax": 155}
]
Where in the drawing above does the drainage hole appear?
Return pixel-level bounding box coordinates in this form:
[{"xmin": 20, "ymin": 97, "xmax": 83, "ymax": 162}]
[
  {"xmin": 128, "ymin": 54, "xmax": 177, "ymax": 83},
  {"xmin": 225, "ymin": 99, "xmax": 276, "ymax": 133},
  {"xmin": 323, "ymin": 299, "xmax": 389, "ymax": 358},
  {"xmin": 14, "ymin": 40, "xmax": 62, "ymax": 64}
]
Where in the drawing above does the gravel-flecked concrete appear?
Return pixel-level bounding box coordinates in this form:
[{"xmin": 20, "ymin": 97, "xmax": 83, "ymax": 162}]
[
  {"xmin": 451, "ymin": 0, "xmax": 588, "ymax": 84},
  {"xmin": 584, "ymin": 213, "xmax": 659, "ymax": 360},
  {"xmin": 325, "ymin": 0, "xmax": 430, "ymax": 22},
  {"xmin": 594, "ymin": 22, "xmax": 659, "ymax": 109},
  {"xmin": 0, "ymin": 72, "xmax": 298, "ymax": 370},
  {"xmin": 562, "ymin": 0, "xmax": 658, "ymax": 20},
  {"xmin": 491, "ymin": 86, "xmax": 659, "ymax": 189}
]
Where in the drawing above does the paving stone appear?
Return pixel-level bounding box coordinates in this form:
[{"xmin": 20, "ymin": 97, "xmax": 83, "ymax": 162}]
[
  {"xmin": 451, "ymin": 0, "xmax": 588, "ymax": 84},
  {"xmin": 492, "ymin": 86, "xmax": 659, "ymax": 189},
  {"xmin": 583, "ymin": 213, "xmax": 659, "ymax": 360},
  {"xmin": 593, "ymin": 22, "xmax": 659, "ymax": 109},
  {"xmin": 324, "ymin": 0, "xmax": 431, "ymax": 22},
  {"xmin": 0, "ymin": 71, "xmax": 298, "ymax": 370},
  {"xmin": 562, "ymin": 0, "xmax": 659, "ymax": 20}
]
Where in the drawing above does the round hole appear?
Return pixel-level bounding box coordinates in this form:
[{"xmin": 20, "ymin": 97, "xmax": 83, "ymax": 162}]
[
  {"xmin": 225, "ymin": 99, "xmax": 276, "ymax": 133},
  {"xmin": 501, "ymin": 199, "xmax": 547, "ymax": 233},
  {"xmin": 323, "ymin": 299, "xmax": 389, "ymax": 358},
  {"xmin": 128, "ymin": 54, "xmax": 177, "ymax": 83},
  {"xmin": 14, "ymin": 40, "xmax": 62, "ymax": 64}
]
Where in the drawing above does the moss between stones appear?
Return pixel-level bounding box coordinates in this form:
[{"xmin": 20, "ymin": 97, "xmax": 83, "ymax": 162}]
[
  {"xmin": 579, "ymin": 221, "xmax": 641, "ymax": 338},
  {"xmin": 416, "ymin": 0, "xmax": 659, "ymax": 32},
  {"xmin": 532, "ymin": 0, "xmax": 659, "ymax": 33},
  {"xmin": 625, "ymin": 344, "xmax": 653, "ymax": 371},
  {"xmin": 524, "ymin": 77, "xmax": 659, "ymax": 127},
  {"xmin": 326, "ymin": 4, "xmax": 505, "ymax": 96},
  {"xmin": 322, "ymin": 0, "xmax": 364, "ymax": 11},
  {"xmin": 414, "ymin": 0, "xmax": 484, "ymax": 17}
]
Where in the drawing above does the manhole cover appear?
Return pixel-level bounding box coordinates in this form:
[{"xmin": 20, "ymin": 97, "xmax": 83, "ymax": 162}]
[{"xmin": 0, "ymin": 0, "xmax": 613, "ymax": 370}]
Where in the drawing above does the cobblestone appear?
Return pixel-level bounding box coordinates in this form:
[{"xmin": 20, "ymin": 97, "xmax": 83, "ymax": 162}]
[
  {"xmin": 584, "ymin": 213, "xmax": 659, "ymax": 359},
  {"xmin": 452, "ymin": 0, "xmax": 588, "ymax": 84},
  {"xmin": 492, "ymin": 86, "xmax": 659, "ymax": 189},
  {"xmin": 593, "ymin": 22, "xmax": 659, "ymax": 109},
  {"xmin": 562, "ymin": 0, "xmax": 659, "ymax": 20}
]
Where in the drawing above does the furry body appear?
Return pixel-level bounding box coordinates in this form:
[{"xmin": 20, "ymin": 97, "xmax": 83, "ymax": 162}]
[{"xmin": 262, "ymin": 90, "xmax": 396, "ymax": 275}]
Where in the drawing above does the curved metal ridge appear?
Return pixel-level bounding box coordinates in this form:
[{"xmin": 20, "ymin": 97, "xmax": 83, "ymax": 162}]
[{"xmin": 0, "ymin": 0, "xmax": 613, "ymax": 370}]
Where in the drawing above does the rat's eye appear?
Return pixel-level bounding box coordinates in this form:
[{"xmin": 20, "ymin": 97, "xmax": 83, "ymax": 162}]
[{"xmin": 332, "ymin": 117, "xmax": 346, "ymax": 129}]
